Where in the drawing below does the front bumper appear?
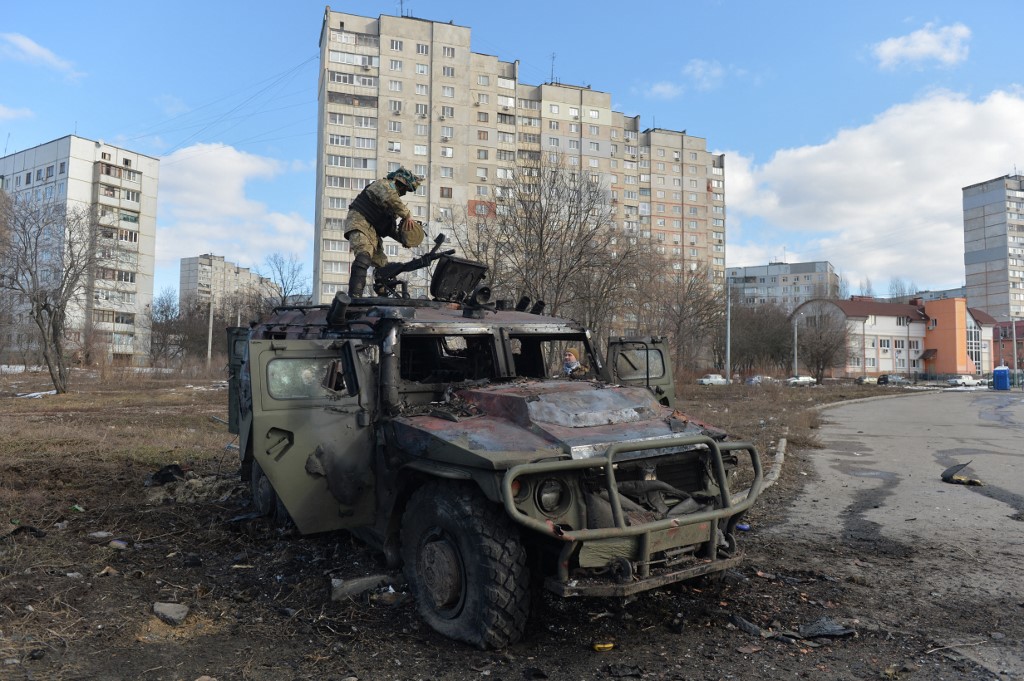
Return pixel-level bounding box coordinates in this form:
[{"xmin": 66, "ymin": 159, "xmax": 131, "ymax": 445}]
[{"xmin": 501, "ymin": 435, "xmax": 762, "ymax": 597}]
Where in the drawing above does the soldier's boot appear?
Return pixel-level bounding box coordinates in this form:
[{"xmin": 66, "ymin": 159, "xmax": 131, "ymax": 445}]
[{"xmin": 348, "ymin": 252, "xmax": 371, "ymax": 297}]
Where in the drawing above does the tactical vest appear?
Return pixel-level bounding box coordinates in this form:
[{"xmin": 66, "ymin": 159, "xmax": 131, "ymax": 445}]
[{"xmin": 349, "ymin": 183, "xmax": 395, "ymax": 234}]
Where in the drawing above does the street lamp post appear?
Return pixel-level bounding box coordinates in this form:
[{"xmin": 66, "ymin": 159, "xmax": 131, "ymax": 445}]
[
  {"xmin": 792, "ymin": 316, "xmax": 799, "ymax": 377},
  {"xmin": 725, "ymin": 277, "xmax": 733, "ymax": 384}
]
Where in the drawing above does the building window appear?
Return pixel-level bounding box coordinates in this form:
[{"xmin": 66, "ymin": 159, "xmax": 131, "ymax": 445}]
[
  {"xmin": 414, "ymin": 144, "xmax": 427, "ymax": 155},
  {"xmin": 477, "ymin": 149, "xmax": 488, "ymax": 160},
  {"xmin": 443, "ymin": 66, "xmax": 455, "ymax": 77},
  {"xmin": 440, "ymin": 187, "xmax": 453, "ymax": 198},
  {"xmin": 443, "ymin": 46, "xmax": 455, "ymax": 58},
  {"xmin": 442, "ymin": 86, "xmax": 455, "ymax": 98},
  {"xmin": 416, "ymin": 63, "xmax": 428, "ymax": 75},
  {"xmin": 388, "ymin": 141, "xmax": 401, "ymax": 153},
  {"xmin": 441, "ymin": 166, "xmax": 454, "ymax": 178},
  {"xmin": 390, "ymin": 39, "xmax": 403, "ymax": 51},
  {"xmin": 441, "ymin": 106, "xmax": 454, "ymax": 118}
]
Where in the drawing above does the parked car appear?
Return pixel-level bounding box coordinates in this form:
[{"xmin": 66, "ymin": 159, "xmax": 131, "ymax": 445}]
[
  {"xmin": 785, "ymin": 375, "xmax": 815, "ymax": 386},
  {"xmin": 854, "ymin": 376, "xmax": 878, "ymax": 385},
  {"xmin": 745, "ymin": 375, "xmax": 776, "ymax": 385},
  {"xmin": 947, "ymin": 374, "xmax": 983, "ymax": 387},
  {"xmin": 878, "ymin": 374, "xmax": 910, "ymax": 386},
  {"xmin": 696, "ymin": 373, "xmax": 729, "ymax": 385}
]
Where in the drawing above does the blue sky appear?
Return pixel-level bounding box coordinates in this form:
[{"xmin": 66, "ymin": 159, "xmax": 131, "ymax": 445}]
[{"xmin": 4, "ymin": 1, "xmax": 1024, "ymax": 298}]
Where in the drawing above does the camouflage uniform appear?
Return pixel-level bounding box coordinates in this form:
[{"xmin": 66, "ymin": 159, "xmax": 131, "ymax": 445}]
[{"xmin": 344, "ymin": 167, "xmax": 424, "ymax": 295}]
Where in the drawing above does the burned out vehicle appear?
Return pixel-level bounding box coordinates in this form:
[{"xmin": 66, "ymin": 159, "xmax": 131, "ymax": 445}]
[{"xmin": 227, "ymin": 237, "xmax": 762, "ymax": 649}]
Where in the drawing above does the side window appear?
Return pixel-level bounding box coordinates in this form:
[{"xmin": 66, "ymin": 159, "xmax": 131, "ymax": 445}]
[
  {"xmin": 266, "ymin": 358, "xmax": 334, "ymax": 400},
  {"xmin": 613, "ymin": 349, "xmax": 666, "ymax": 381}
]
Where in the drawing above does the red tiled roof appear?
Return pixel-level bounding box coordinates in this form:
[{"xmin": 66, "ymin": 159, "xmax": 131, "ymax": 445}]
[{"xmin": 829, "ymin": 299, "xmax": 928, "ymax": 321}]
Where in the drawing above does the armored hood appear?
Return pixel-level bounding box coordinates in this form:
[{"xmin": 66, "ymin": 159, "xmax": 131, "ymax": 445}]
[{"xmin": 390, "ymin": 380, "xmax": 722, "ymax": 469}]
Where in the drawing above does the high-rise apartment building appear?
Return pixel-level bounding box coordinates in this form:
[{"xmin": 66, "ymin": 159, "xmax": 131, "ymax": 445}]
[
  {"xmin": 179, "ymin": 254, "xmax": 279, "ymax": 312},
  {"xmin": 726, "ymin": 261, "xmax": 839, "ymax": 312},
  {"xmin": 313, "ymin": 9, "xmax": 726, "ymax": 304},
  {"xmin": 962, "ymin": 174, "xmax": 1024, "ymax": 319},
  {"xmin": 0, "ymin": 135, "xmax": 158, "ymax": 365}
]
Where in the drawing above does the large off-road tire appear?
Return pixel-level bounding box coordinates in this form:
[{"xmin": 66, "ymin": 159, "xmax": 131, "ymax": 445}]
[
  {"xmin": 401, "ymin": 482, "xmax": 529, "ymax": 649},
  {"xmin": 250, "ymin": 458, "xmax": 290, "ymax": 525}
]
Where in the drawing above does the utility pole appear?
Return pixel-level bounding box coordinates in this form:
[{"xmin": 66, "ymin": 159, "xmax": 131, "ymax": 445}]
[{"xmin": 206, "ymin": 296, "xmax": 214, "ymax": 369}]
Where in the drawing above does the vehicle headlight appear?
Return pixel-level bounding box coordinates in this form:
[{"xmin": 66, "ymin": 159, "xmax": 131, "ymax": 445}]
[{"xmin": 536, "ymin": 479, "xmax": 569, "ymax": 515}]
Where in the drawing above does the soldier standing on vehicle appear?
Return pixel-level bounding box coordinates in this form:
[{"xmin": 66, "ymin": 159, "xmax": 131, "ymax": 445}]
[{"xmin": 345, "ymin": 167, "xmax": 425, "ymax": 296}]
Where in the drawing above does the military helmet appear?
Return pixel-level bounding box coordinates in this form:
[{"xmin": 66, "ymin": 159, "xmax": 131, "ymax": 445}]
[{"xmin": 387, "ymin": 167, "xmax": 421, "ymax": 192}]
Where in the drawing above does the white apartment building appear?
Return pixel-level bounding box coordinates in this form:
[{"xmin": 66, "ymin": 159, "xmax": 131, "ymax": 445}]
[
  {"xmin": 963, "ymin": 174, "xmax": 1024, "ymax": 319},
  {"xmin": 313, "ymin": 9, "xmax": 726, "ymax": 303},
  {"xmin": 179, "ymin": 254, "xmax": 279, "ymax": 313},
  {"xmin": 726, "ymin": 261, "xmax": 839, "ymax": 312},
  {"xmin": 1, "ymin": 135, "xmax": 158, "ymax": 365}
]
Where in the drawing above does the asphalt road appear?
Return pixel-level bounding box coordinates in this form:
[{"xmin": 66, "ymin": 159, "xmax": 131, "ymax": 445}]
[{"xmin": 768, "ymin": 388, "xmax": 1024, "ymax": 679}]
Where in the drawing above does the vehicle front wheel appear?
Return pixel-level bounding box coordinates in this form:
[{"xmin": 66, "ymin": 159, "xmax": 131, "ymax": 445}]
[
  {"xmin": 250, "ymin": 458, "xmax": 290, "ymax": 525},
  {"xmin": 401, "ymin": 482, "xmax": 529, "ymax": 649}
]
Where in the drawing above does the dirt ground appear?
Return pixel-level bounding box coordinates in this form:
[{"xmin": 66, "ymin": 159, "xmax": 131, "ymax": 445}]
[{"xmin": 0, "ymin": 372, "xmax": 1015, "ymax": 681}]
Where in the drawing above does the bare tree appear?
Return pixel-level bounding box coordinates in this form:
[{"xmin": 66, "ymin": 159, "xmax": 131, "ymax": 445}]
[
  {"xmin": 257, "ymin": 252, "xmax": 308, "ymax": 308},
  {"xmin": 449, "ymin": 154, "xmax": 618, "ymax": 321},
  {"xmin": 837, "ymin": 273, "xmax": 851, "ymax": 301},
  {"xmin": 146, "ymin": 287, "xmax": 185, "ymax": 367},
  {"xmin": 795, "ymin": 300, "xmax": 850, "ymax": 384},
  {"xmin": 0, "ymin": 195, "xmax": 100, "ymax": 392},
  {"xmin": 631, "ymin": 264, "xmax": 722, "ymax": 373},
  {"xmin": 729, "ymin": 302, "xmax": 793, "ymax": 376},
  {"xmin": 858, "ymin": 277, "xmax": 874, "ymax": 298},
  {"xmin": 887, "ymin": 277, "xmax": 918, "ymax": 304}
]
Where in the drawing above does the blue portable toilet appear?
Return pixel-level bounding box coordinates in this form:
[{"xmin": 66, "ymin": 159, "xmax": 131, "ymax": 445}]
[{"xmin": 993, "ymin": 365, "xmax": 1010, "ymax": 391}]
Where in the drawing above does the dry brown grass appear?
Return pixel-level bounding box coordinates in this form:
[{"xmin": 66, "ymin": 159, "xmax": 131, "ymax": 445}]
[{"xmin": 0, "ymin": 368, "xmax": 233, "ymax": 527}]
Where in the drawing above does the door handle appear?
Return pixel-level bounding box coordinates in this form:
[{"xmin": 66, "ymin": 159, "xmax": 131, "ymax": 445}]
[{"xmin": 265, "ymin": 427, "xmax": 293, "ymax": 459}]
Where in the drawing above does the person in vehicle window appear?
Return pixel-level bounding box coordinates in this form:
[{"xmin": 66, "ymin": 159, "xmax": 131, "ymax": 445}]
[
  {"xmin": 562, "ymin": 348, "xmax": 587, "ymax": 378},
  {"xmin": 345, "ymin": 167, "xmax": 425, "ymax": 295}
]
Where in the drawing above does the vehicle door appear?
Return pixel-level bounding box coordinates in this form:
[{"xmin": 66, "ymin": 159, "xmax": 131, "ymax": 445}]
[
  {"xmin": 226, "ymin": 327, "xmax": 250, "ymax": 436},
  {"xmin": 602, "ymin": 337, "xmax": 676, "ymax": 407},
  {"xmin": 248, "ymin": 338, "xmax": 377, "ymax": 534}
]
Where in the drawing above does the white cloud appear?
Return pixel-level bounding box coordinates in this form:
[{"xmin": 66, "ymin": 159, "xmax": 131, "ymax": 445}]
[
  {"xmin": 154, "ymin": 94, "xmax": 190, "ymax": 117},
  {"xmin": 725, "ymin": 89, "xmax": 1024, "ymax": 290},
  {"xmin": 645, "ymin": 81, "xmax": 684, "ymax": 100},
  {"xmin": 872, "ymin": 22, "xmax": 970, "ymax": 70},
  {"xmin": 0, "ymin": 104, "xmax": 33, "ymax": 121},
  {"xmin": 156, "ymin": 143, "xmax": 312, "ymax": 271},
  {"xmin": 0, "ymin": 33, "xmax": 83, "ymax": 79},
  {"xmin": 682, "ymin": 59, "xmax": 725, "ymax": 91}
]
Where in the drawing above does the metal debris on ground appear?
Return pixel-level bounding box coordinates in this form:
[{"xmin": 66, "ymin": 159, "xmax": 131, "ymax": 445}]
[{"xmin": 940, "ymin": 461, "xmax": 983, "ymax": 486}]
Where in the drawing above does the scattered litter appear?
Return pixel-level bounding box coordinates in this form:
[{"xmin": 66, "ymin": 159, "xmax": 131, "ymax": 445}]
[
  {"xmin": 736, "ymin": 523, "xmax": 751, "ymax": 531},
  {"xmin": 797, "ymin": 617, "xmax": 856, "ymax": 638},
  {"xmin": 145, "ymin": 464, "xmax": 187, "ymax": 487},
  {"xmin": 15, "ymin": 390, "xmax": 57, "ymax": 399},
  {"xmin": 728, "ymin": 613, "xmax": 763, "ymax": 637},
  {"xmin": 108, "ymin": 539, "xmax": 130, "ymax": 550},
  {"xmin": 70, "ymin": 504, "xmax": 85, "ymax": 513},
  {"xmin": 96, "ymin": 566, "xmax": 120, "ymax": 577},
  {"xmin": 592, "ymin": 641, "xmax": 615, "ymax": 652},
  {"xmin": 940, "ymin": 461, "xmax": 983, "ymax": 486},
  {"xmin": 1, "ymin": 525, "xmax": 46, "ymax": 541},
  {"xmin": 66, "ymin": 572, "xmax": 84, "ymax": 579},
  {"xmin": 89, "ymin": 531, "xmax": 113, "ymax": 539}
]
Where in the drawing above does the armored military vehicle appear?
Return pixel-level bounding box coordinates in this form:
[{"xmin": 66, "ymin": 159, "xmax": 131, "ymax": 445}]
[{"xmin": 227, "ymin": 236, "xmax": 762, "ymax": 649}]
